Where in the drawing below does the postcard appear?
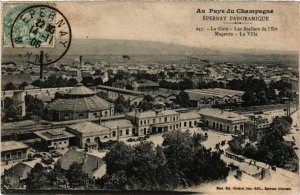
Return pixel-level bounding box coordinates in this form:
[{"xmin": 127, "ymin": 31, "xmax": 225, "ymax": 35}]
[{"xmin": 1, "ymin": 1, "xmax": 299, "ymax": 194}]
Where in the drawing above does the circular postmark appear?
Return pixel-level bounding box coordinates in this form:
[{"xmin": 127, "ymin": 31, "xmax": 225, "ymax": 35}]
[{"xmin": 10, "ymin": 4, "xmax": 72, "ymax": 66}]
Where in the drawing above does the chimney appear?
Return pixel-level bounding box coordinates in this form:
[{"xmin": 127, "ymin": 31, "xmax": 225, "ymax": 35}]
[{"xmin": 79, "ymin": 56, "xmax": 83, "ymax": 67}]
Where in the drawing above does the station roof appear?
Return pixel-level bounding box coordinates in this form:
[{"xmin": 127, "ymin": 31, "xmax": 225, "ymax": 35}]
[
  {"xmin": 34, "ymin": 128, "xmax": 75, "ymax": 141},
  {"xmin": 198, "ymin": 108, "xmax": 248, "ymax": 122}
]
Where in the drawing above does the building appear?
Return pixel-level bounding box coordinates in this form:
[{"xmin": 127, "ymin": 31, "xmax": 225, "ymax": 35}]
[
  {"xmin": 47, "ymin": 84, "xmax": 114, "ymax": 121},
  {"xmin": 244, "ymin": 116, "xmax": 271, "ymax": 141},
  {"xmin": 58, "ymin": 149, "xmax": 106, "ymax": 179},
  {"xmin": 185, "ymin": 88, "xmax": 244, "ymax": 107},
  {"xmin": 180, "ymin": 112, "xmax": 201, "ymax": 129},
  {"xmin": 3, "ymin": 159, "xmax": 41, "ymax": 188},
  {"xmin": 132, "ymin": 79, "xmax": 160, "ymax": 92},
  {"xmin": 126, "ymin": 110, "xmax": 180, "ymax": 136},
  {"xmin": 1, "ymin": 141, "xmax": 28, "ymax": 164},
  {"xmin": 101, "ymin": 119, "xmax": 134, "ymax": 138},
  {"xmin": 66, "ymin": 121, "xmax": 111, "ymax": 150},
  {"xmin": 198, "ymin": 108, "xmax": 249, "ymax": 134},
  {"xmin": 33, "ymin": 129, "xmax": 75, "ymax": 152}
]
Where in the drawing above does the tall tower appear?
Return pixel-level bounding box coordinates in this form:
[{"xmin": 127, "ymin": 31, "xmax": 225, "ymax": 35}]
[{"xmin": 13, "ymin": 91, "xmax": 26, "ymax": 117}]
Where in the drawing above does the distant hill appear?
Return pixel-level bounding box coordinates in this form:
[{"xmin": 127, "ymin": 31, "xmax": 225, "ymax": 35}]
[{"xmin": 2, "ymin": 39, "xmax": 298, "ymax": 67}]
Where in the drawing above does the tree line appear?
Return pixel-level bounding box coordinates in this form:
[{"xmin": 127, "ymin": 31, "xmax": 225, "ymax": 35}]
[{"xmin": 24, "ymin": 130, "xmax": 229, "ymax": 190}]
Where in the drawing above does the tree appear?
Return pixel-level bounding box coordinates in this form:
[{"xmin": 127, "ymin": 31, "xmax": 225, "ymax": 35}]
[
  {"xmin": 65, "ymin": 162, "xmax": 91, "ymax": 189},
  {"xmin": 175, "ymin": 92, "xmax": 192, "ymax": 108},
  {"xmin": 25, "ymin": 95, "xmax": 45, "ymax": 119},
  {"xmin": 270, "ymin": 116, "xmax": 292, "ymax": 136},
  {"xmin": 26, "ymin": 163, "xmax": 50, "ymax": 190},
  {"xmin": 68, "ymin": 78, "xmax": 78, "ymax": 86},
  {"xmin": 138, "ymin": 95, "xmax": 154, "ymax": 111},
  {"xmin": 4, "ymin": 98, "xmax": 22, "ymax": 120},
  {"xmin": 46, "ymin": 164, "xmax": 69, "ymax": 189},
  {"xmin": 114, "ymin": 95, "xmax": 130, "ymax": 113},
  {"xmin": 3, "ymin": 82, "xmax": 16, "ymax": 90},
  {"xmin": 19, "ymin": 81, "xmax": 28, "ymax": 90},
  {"xmin": 82, "ymin": 76, "xmax": 94, "ymax": 86},
  {"xmin": 241, "ymin": 90, "xmax": 256, "ymax": 107}
]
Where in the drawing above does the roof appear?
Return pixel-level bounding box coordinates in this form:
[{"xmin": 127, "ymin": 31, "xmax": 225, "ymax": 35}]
[
  {"xmin": 198, "ymin": 108, "xmax": 248, "ymax": 122},
  {"xmin": 102, "ymin": 119, "xmax": 133, "ymax": 129},
  {"xmin": 5, "ymin": 159, "xmax": 40, "ymax": 180},
  {"xmin": 133, "ymin": 79, "xmax": 159, "ymax": 87},
  {"xmin": 126, "ymin": 110, "xmax": 179, "ymax": 119},
  {"xmin": 1, "ymin": 141, "xmax": 28, "ymax": 152},
  {"xmin": 68, "ymin": 85, "xmax": 96, "ymax": 96},
  {"xmin": 67, "ymin": 121, "xmax": 110, "ymax": 135},
  {"xmin": 47, "ymin": 95, "xmax": 113, "ymax": 112},
  {"xmin": 58, "ymin": 149, "xmax": 105, "ymax": 178},
  {"xmin": 34, "ymin": 128, "xmax": 75, "ymax": 141},
  {"xmin": 185, "ymin": 88, "xmax": 244, "ymax": 101},
  {"xmin": 180, "ymin": 112, "xmax": 201, "ymax": 120}
]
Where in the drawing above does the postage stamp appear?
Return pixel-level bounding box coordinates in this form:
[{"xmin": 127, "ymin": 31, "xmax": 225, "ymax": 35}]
[{"xmin": 3, "ymin": 3, "xmax": 72, "ymax": 65}]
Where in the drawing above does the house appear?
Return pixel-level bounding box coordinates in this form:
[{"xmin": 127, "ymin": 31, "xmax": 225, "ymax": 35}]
[
  {"xmin": 33, "ymin": 128, "xmax": 75, "ymax": 152},
  {"xmin": 3, "ymin": 159, "xmax": 41, "ymax": 188},
  {"xmin": 126, "ymin": 110, "xmax": 181, "ymax": 136},
  {"xmin": 57, "ymin": 149, "xmax": 106, "ymax": 179},
  {"xmin": 101, "ymin": 119, "xmax": 134, "ymax": 138},
  {"xmin": 66, "ymin": 121, "xmax": 111, "ymax": 150},
  {"xmin": 1, "ymin": 141, "xmax": 28, "ymax": 164},
  {"xmin": 244, "ymin": 116, "xmax": 271, "ymax": 141},
  {"xmin": 180, "ymin": 112, "xmax": 201, "ymax": 129},
  {"xmin": 198, "ymin": 108, "xmax": 249, "ymax": 134}
]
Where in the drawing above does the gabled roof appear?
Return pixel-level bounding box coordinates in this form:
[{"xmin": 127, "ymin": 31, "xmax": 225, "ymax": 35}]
[
  {"xmin": 126, "ymin": 110, "xmax": 179, "ymax": 119},
  {"xmin": 67, "ymin": 121, "xmax": 110, "ymax": 135},
  {"xmin": 180, "ymin": 112, "xmax": 201, "ymax": 120},
  {"xmin": 68, "ymin": 85, "xmax": 96, "ymax": 96},
  {"xmin": 102, "ymin": 119, "xmax": 133, "ymax": 129},
  {"xmin": 1, "ymin": 141, "xmax": 28, "ymax": 152},
  {"xmin": 198, "ymin": 108, "xmax": 248, "ymax": 122},
  {"xmin": 5, "ymin": 159, "xmax": 41, "ymax": 180},
  {"xmin": 58, "ymin": 149, "xmax": 105, "ymax": 178}
]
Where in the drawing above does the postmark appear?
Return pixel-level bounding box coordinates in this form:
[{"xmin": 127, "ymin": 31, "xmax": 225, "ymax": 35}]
[{"xmin": 7, "ymin": 4, "xmax": 72, "ymax": 66}]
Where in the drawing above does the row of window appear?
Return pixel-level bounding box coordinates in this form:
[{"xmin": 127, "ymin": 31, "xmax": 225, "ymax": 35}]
[
  {"xmin": 139, "ymin": 116, "xmax": 179, "ymax": 126},
  {"xmin": 5, "ymin": 151, "xmax": 22, "ymax": 160},
  {"xmin": 53, "ymin": 141, "xmax": 68, "ymax": 145},
  {"xmin": 112, "ymin": 129, "xmax": 131, "ymax": 137}
]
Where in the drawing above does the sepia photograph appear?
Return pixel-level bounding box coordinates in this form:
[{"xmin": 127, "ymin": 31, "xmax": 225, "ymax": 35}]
[{"xmin": 0, "ymin": 1, "xmax": 299, "ymax": 194}]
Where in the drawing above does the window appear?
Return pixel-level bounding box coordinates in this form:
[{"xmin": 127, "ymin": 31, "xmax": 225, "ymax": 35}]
[
  {"xmin": 5, "ymin": 153, "xmax": 11, "ymax": 160},
  {"xmin": 64, "ymin": 114, "xmax": 69, "ymax": 120},
  {"xmin": 144, "ymin": 120, "xmax": 146, "ymax": 125},
  {"xmin": 79, "ymin": 113, "xmax": 84, "ymax": 117},
  {"xmin": 112, "ymin": 131, "xmax": 116, "ymax": 137},
  {"xmin": 54, "ymin": 143, "xmax": 57, "ymax": 145},
  {"xmin": 173, "ymin": 117, "xmax": 175, "ymax": 121},
  {"xmin": 64, "ymin": 141, "xmax": 67, "ymax": 144},
  {"xmin": 164, "ymin": 117, "xmax": 167, "ymax": 122},
  {"xmin": 159, "ymin": 118, "xmax": 162, "ymax": 122},
  {"xmin": 17, "ymin": 151, "xmax": 22, "ymax": 158},
  {"xmin": 148, "ymin": 120, "xmax": 150, "ymax": 124},
  {"xmin": 140, "ymin": 121, "xmax": 143, "ymax": 125},
  {"xmin": 184, "ymin": 122, "xmax": 187, "ymax": 127},
  {"xmin": 119, "ymin": 130, "xmax": 123, "ymax": 136},
  {"xmin": 153, "ymin": 119, "xmax": 156, "ymax": 123},
  {"xmin": 59, "ymin": 142, "xmax": 62, "ymax": 145},
  {"xmin": 126, "ymin": 129, "xmax": 129, "ymax": 135},
  {"xmin": 176, "ymin": 116, "xmax": 179, "ymax": 120}
]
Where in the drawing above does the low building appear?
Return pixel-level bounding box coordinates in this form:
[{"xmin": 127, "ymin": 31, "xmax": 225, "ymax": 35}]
[
  {"xmin": 244, "ymin": 116, "xmax": 271, "ymax": 141},
  {"xmin": 1, "ymin": 141, "xmax": 28, "ymax": 164},
  {"xmin": 58, "ymin": 149, "xmax": 106, "ymax": 179},
  {"xmin": 33, "ymin": 129, "xmax": 75, "ymax": 152},
  {"xmin": 66, "ymin": 121, "xmax": 111, "ymax": 150},
  {"xmin": 101, "ymin": 119, "xmax": 134, "ymax": 138},
  {"xmin": 3, "ymin": 159, "xmax": 41, "ymax": 188},
  {"xmin": 198, "ymin": 108, "xmax": 249, "ymax": 134},
  {"xmin": 180, "ymin": 112, "xmax": 201, "ymax": 129},
  {"xmin": 132, "ymin": 79, "xmax": 160, "ymax": 92},
  {"xmin": 185, "ymin": 88, "xmax": 244, "ymax": 107},
  {"xmin": 126, "ymin": 110, "xmax": 180, "ymax": 136}
]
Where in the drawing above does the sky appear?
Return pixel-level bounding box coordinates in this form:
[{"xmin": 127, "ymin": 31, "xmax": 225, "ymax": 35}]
[{"xmin": 9, "ymin": 2, "xmax": 300, "ymax": 52}]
